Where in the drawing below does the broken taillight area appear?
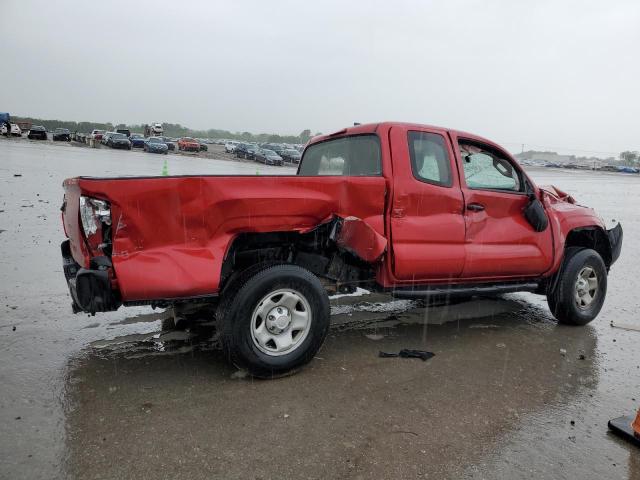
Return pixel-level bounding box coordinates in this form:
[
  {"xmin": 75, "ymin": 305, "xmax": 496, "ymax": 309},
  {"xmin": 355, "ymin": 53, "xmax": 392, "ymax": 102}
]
[{"xmin": 79, "ymin": 196, "xmax": 112, "ymax": 255}]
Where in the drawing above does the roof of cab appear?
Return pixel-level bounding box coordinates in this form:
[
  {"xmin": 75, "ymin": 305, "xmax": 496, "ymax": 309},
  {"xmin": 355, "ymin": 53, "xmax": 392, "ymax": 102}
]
[{"xmin": 307, "ymin": 122, "xmax": 500, "ymax": 150}]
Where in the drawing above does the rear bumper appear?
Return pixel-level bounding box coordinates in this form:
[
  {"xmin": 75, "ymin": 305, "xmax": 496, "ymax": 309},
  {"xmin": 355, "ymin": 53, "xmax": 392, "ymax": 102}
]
[
  {"xmin": 61, "ymin": 240, "xmax": 121, "ymax": 314},
  {"xmin": 607, "ymin": 223, "xmax": 623, "ymax": 266}
]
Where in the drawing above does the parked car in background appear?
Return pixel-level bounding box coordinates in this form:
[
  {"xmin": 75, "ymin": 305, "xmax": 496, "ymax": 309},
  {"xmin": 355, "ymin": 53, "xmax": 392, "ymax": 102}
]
[
  {"xmin": 144, "ymin": 123, "xmax": 164, "ymax": 137},
  {"xmin": 106, "ymin": 132, "xmax": 131, "ymax": 150},
  {"xmin": 9, "ymin": 123, "xmax": 22, "ymax": 136},
  {"xmin": 144, "ymin": 137, "xmax": 169, "ymax": 154},
  {"xmin": 225, "ymin": 141, "xmax": 239, "ymax": 153},
  {"xmin": 254, "ymin": 148, "xmax": 283, "ymax": 166},
  {"xmin": 52, "ymin": 128, "xmax": 71, "ymax": 141},
  {"xmin": 178, "ymin": 137, "xmax": 200, "ymax": 152},
  {"xmin": 129, "ymin": 133, "xmax": 146, "ymax": 148},
  {"xmin": 199, "ymin": 140, "xmax": 208, "ymax": 152},
  {"xmin": 27, "ymin": 125, "xmax": 48, "ymax": 140},
  {"xmin": 263, "ymin": 143, "xmax": 285, "ymax": 155},
  {"xmin": 236, "ymin": 143, "xmax": 260, "ymax": 159},
  {"xmin": 159, "ymin": 136, "xmax": 176, "ymax": 151},
  {"xmin": 144, "ymin": 136, "xmax": 169, "ymax": 154},
  {"xmin": 281, "ymin": 149, "xmax": 302, "ymax": 163},
  {"xmin": 101, "ymin": 132, "xmax": 113, "ymax": 145},
  {"xmin": 0, "ymin": 112, "xmax": 10, "ymax": 135},
  {"xmin": 116, "ymin": 128, "xmax": 131, "ymax": 137},
  {"xmin": 91, "ymin": 130, "xmax": 105, "ymax": 141}
]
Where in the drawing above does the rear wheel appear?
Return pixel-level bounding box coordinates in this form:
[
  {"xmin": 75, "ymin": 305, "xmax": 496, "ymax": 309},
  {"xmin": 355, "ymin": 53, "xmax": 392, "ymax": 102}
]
[
  {"xmin": 217, "ymin": 264, "xmax": 330, "ymax": 378},
  {"xmin": 547, "ymin": 248, "xmax": 607, "ymax": 325}
]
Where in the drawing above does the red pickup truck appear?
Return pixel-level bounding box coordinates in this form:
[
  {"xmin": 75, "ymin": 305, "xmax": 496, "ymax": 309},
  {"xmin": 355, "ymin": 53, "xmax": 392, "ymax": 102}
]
[{"xmin": 61, "ymin": 122, "xmax": 622, "ymax": 377}]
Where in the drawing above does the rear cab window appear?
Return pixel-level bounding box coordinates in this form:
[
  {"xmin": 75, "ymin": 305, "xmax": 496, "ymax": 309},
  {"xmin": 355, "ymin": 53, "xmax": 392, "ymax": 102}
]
[
  {"xmin": 408, "ymin": 131, "xmax": 452, "ymax": 187},
  {"xmin": 298, "ymin": 134, "xmax": 381, "ymax": 176}
]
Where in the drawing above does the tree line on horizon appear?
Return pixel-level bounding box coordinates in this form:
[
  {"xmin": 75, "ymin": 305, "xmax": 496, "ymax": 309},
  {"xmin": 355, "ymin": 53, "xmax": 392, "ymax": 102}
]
[{"xmin": 12, "ymin": 116, "xmax": 320, "ymax": 144}]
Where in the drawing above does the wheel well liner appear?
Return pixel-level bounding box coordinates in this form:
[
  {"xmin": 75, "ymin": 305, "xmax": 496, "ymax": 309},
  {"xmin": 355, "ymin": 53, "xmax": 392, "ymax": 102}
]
[{"xmin": 565, "ymin": 227, "xmax": 612, "ymax": 267}]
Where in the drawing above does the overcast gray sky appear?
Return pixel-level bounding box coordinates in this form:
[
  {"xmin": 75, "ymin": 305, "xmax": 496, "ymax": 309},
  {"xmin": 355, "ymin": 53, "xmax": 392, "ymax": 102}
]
[{"xmin": 2, "ymin": 0, "xmax": 638, "ymax": 156}]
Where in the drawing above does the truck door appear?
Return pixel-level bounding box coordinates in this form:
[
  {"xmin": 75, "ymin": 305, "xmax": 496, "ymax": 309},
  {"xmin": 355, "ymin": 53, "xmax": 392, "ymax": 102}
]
[
  {"xmin": 453, "ymin": 134, "xmax": 554, "ymax": 278},
  {"xmin": 389, "ymin": 126, "xmax": 466, "ymax": 280}
]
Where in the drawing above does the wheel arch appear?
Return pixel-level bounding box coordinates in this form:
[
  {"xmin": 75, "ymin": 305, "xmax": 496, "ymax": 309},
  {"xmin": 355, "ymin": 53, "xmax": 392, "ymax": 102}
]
[
  {"xmin": 218, "ymin": 218, "xmax": 378, "ymax": 294},
  {"xmin": 565, "ymin": 227, "xmax": 612, "ymax": 268}
]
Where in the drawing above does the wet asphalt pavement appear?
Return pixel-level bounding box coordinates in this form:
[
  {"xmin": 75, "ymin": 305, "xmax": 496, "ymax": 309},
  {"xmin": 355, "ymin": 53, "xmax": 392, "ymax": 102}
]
[{"xmin": 1, "ymin": 138, "xmax": 639, "ymax": 479}]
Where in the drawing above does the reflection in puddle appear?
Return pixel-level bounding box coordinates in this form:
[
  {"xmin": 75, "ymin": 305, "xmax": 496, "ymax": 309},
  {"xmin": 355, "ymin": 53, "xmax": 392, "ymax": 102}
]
[{"xmin": 63, "ymin": 294, "xmax": 602, "ymax": 479}]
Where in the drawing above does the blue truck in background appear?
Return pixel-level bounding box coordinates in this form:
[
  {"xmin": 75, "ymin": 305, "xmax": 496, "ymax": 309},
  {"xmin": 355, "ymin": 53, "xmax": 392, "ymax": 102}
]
[{"xmin": 0, "ymin": 112, "xmax": 10, "ymax": 135}]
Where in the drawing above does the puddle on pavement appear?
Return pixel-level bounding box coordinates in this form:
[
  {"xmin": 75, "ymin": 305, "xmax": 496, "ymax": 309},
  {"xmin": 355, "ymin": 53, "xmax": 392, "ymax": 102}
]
[{"xmin": 62, "ymin": 295, "xmax": 603, "ymax": 480}]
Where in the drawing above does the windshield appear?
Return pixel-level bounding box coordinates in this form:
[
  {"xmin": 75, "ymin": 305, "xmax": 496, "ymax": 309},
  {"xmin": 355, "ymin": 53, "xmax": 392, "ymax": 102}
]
[
  {"xmin": 298, "ymin": 134, "xmax": 381, "ymax": 176},
  {"xmin": 111, "ymin": 133, "xmax": 126, "ymax": 139},
  {"xmin": 148, "ymin": 137, "xmax": 162, "ymax": 144}
]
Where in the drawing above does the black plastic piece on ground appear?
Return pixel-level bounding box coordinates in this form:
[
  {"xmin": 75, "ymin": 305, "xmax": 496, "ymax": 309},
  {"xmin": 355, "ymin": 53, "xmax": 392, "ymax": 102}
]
[
  {"xmin": 608, "ymin": 416, "xmax": 640, "ymax": 447},
  {"xmin": 379, "ymin": 349, "xmax": 435, "ymax": 361}
]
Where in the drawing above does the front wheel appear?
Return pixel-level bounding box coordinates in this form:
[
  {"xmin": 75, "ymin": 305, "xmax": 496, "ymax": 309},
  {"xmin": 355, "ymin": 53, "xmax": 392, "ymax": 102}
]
[
  {"xmin": 547, "ymin": 248, "xmax": 607, "ymax": 325},
  {"xmin": 218, "ymin": 264, "xmax": 330, "ymax": 378}
]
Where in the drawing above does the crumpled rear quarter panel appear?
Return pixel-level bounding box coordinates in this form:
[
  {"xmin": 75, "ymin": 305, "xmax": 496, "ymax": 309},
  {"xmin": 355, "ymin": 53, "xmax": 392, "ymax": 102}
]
[{"xmin": 77, "ymin": 176, "xmax": 386, "ymax": 301}]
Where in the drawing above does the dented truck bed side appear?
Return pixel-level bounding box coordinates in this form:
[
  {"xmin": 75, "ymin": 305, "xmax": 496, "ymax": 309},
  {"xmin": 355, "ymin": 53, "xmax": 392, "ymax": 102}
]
[{"xmin": 64, "ymin": 175, "xmax": 387, "ymax": 302}]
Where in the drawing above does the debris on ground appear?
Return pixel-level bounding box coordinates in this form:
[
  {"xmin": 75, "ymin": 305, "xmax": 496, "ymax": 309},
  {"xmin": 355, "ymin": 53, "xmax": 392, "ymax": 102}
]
[
  {"xmin": 560, "ymin": 348, "xmax": 567, "ymax": 356},
  {"xmin": 365, "ymin": 333, "xmax": 385, "ymax": 341},
  {"xmin": 469, "ymin": 324, "xmax": 501, "ymax": 329},
  {"xmin": 13, "ymin": 174, "xmax": 22, "ymax": 177},
  {"xmin": 610, "ymin": 321, "xmax": 640, "ymax": 332},
  {"xmin": 379, "ymin": 349, "xmax": 435, "ymax": 361},
  {"xmin": 231, "ymin": 369, "xmax": 248, "ymax": 379}
]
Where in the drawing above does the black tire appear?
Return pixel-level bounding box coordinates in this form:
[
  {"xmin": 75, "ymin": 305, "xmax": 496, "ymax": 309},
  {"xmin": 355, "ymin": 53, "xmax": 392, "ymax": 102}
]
[
  {"xmin": 547, "ymin": 248, "xmax": 607, "ymax": 325},
  {"xmin": 217, "ymin": 264, "xmax": 330, "ymax": 378}
]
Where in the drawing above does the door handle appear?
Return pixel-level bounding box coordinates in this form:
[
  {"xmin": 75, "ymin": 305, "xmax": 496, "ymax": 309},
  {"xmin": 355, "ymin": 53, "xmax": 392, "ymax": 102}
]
[{"xmin": 466, "ymin": 203, "xmax": 485, "ymax": 212}]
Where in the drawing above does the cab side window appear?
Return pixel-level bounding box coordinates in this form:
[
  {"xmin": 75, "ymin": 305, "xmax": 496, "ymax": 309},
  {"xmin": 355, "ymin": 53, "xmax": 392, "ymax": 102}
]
[
  {"xmin": 408, "ymin": 131, "xmax": 452, "ymax": 187},
  {"xmin": 459, "ymin": 142, "xmax": 521, "ymax": 192}
]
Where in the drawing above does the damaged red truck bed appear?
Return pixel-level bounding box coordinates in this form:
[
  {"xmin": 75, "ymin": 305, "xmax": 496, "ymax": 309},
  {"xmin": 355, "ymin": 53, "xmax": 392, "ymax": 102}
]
[{"xmin": 61, "ymin": 122, "xmax": 622, "ymax": 377}]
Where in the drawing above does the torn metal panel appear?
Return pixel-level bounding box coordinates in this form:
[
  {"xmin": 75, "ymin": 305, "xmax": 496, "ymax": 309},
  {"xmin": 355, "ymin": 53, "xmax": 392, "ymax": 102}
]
[
  {"xmin": 540, "ymin": 185, "xmax": 576, "ymax": 204},
  {"xmin": 334, "ymin": 216, "xmax": 387, "ymax": 263}
]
